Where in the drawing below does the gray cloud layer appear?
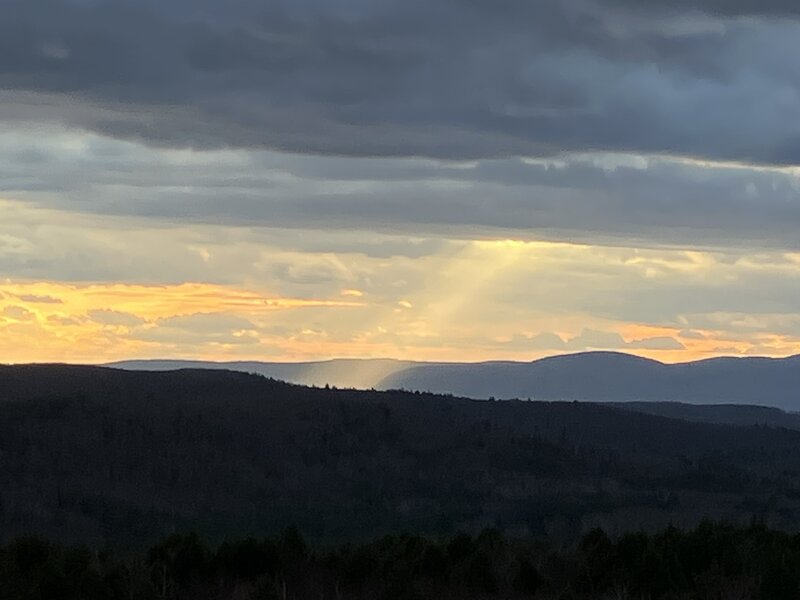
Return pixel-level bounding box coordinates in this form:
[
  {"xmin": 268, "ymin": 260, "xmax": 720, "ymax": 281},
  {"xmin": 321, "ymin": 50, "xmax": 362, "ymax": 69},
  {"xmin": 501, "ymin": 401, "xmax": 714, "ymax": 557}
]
[
  {"xmin": 3, "ymin": 131, "xmax": 799, "ymax": 251},
  {"xmin": 2, "ymin": 0, "xmax": 800, "ymax": 164},
  {"xmin": 524, "ymin": 329, "xmax": 685, "ymax": 351}
]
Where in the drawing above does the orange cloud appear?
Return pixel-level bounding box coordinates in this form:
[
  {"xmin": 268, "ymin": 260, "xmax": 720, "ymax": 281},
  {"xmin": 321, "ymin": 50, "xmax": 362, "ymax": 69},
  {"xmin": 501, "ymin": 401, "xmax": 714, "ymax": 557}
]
[
  {"xmin": 0, "ymin": 281, "xmax": 363, "ymax": 363},
  {"xmin": 614, "ymin": 323, "xmax": 788, "ymax": 362}
]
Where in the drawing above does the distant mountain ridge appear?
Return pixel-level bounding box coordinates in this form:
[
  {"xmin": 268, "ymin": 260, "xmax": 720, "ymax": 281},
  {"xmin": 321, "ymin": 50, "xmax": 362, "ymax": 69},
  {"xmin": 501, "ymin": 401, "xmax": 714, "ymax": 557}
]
[
  {"xmin": 382, "ymin": 352, "xmax": 800, "ymax": 410},
  {"xmin": 109, "ymin": 351, "xmax": 800, "ymax": 410},
  {"xmin": 107, "ymin": 358, "xmax": 419, "ymax": 390}
]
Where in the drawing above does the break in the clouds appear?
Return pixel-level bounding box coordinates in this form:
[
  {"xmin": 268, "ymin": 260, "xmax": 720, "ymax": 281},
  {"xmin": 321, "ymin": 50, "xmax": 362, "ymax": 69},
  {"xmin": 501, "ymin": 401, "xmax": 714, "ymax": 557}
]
[{"xmin": 1, "ymin": 0, "xmax": 800, "ymax": 363}]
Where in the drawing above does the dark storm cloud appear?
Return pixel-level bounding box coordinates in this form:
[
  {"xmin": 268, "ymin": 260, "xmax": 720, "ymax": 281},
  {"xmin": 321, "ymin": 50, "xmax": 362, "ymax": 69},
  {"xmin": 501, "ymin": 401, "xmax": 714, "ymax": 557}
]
[{"xmin": 1, "ymin": 0, "xmax": 800, "ymax": 164}]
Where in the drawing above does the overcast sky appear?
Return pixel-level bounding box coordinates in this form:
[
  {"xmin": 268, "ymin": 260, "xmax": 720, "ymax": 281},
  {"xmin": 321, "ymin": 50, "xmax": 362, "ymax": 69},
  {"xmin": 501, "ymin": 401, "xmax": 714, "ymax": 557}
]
[{"xmin": 2, "ymin": 0, "xmax": 800, "ymax": 363}]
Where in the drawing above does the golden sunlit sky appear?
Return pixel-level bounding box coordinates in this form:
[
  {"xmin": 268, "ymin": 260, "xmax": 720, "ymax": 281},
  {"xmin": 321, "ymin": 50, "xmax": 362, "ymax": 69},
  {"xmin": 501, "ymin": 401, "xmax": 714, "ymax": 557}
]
[{"xmin": 3, "ymin": 1, "xmax": 800, "ymax": 365}]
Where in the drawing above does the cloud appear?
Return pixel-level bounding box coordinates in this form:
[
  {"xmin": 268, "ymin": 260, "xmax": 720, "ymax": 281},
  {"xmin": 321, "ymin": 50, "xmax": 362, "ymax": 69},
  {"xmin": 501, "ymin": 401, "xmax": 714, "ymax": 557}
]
[
  {"xmin": 0, "ymin": 0, "xmax": 799, "ymax": 166},
  {"xmin": 15, "ymin": 294, "xmax": 62, "ymax": 304},
  {"xmin": 626, "ymin": 336, "xmax": 685, "ymax": 350},
  {"xmin": 568, "ymin": 329, "xmax": 628, "ymax": 350},
  {"xmin": 526, "ymin": 332, "xmax": 569, "ymax": 350},
  {"xmin": 710, "ymin": 346, "xmax": 743, "ymax": 355},
  {"xmin": 341, "ymin": 289, "xmax": 364, "ymax": 298},
  {"xmin": 2, "ymin": 305, "xmax": 35, "ymax": 321},
  {"xmin": 0, "ymin": 281, "xmax": 377, "ymax": 363},
  {"xmin": 47, "ymin": 314, "xmax": 84, "ymax": 327},
  {"xmin": 679, "ymin": 329, "xmax": 707, "ymax": 340},
  {"xmin": 154, "ymin": 313, "xmax": 257, "ymax": 333},
  {"xmin": 677, "ymin": 313, "xmax": 800, "ymax": 336},
  {"xmin": 87, "ymin": 309, "xmax": 147, "ymax": 327},
  {"xmin": 132, "ymin": 313, "xmax": 261, "ymax": 346},
  {"xmin": 745, "ymin": 345, "xmax": 790, "ymax": 356},
  {"xmin": 4, "ymin": 131, "xmax": 800, "ymax": 254},
  {"xmin": 606, "ymin": 0, "xmax": 800, "ymax": 16},
  {"xmin": 515, "ymin": 328, "xmax": 685, "ymax": 352}
]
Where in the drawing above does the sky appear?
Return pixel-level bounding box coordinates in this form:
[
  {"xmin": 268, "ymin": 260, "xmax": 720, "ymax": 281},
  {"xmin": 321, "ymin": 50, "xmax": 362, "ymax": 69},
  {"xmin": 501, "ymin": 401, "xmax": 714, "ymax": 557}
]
[{"xmin": 2, "ymin": 0, "xmax": 800, "ymax": 364}]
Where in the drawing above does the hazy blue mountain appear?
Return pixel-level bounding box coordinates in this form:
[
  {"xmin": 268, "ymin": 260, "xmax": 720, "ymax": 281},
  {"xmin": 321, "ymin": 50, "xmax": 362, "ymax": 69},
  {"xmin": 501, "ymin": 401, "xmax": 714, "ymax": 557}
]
[
  {"xmin": 381, "ymin": 351, "xmax": 800, "ymax": 410},
  {"xmin": 108, "ymin": 358, "xmax": 418, "ymax": 390}
]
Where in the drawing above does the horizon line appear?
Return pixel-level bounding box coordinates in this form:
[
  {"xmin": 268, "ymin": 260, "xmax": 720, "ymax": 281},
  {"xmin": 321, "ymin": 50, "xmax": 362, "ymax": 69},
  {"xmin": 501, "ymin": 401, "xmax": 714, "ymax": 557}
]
[{"xmin": 47, "ymin": 349, "xmax": 800, "ymax": 368}]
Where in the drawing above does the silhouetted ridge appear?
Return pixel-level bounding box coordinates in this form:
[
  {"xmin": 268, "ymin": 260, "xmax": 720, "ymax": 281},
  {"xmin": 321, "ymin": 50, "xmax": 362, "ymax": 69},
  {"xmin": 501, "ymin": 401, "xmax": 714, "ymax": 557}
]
[
  {"xmin": 4, "ymin": 365, "xmax": 800, "ymax": 547},
  {"xmin": 0, "ymin": 364, "xmax": 291, "ymax": 403}
]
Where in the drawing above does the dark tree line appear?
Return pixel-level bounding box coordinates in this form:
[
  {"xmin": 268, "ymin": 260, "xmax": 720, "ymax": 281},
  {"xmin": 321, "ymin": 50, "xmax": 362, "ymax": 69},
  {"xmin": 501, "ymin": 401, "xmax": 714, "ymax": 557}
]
[{"xmin": 3, "ymin": 522, "xmax": 800, "ymax": 600}]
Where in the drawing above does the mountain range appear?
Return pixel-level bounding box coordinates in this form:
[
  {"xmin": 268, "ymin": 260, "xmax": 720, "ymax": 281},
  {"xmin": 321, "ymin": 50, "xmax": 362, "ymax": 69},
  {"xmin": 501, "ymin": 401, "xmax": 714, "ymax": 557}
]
[{"xmin": 110, "ymin": 351, "xmax": 800, "ymax": 410}]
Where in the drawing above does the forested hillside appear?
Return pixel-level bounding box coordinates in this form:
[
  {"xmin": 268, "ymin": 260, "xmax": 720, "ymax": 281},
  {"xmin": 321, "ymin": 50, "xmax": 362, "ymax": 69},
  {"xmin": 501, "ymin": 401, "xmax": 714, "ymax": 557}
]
[{"xmin": 3, "ymin": 365, "xmax": 800, "ymax": 548}]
